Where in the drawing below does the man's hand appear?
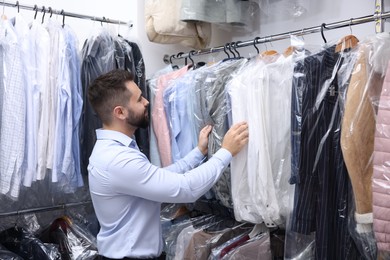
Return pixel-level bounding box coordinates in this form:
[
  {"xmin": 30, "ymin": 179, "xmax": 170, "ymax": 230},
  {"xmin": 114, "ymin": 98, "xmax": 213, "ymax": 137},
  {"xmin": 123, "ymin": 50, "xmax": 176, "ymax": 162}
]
[
  {"xmin": 222, "ymin": 122, "xmax": 249, "ymax": 156},
  {"xmin": 197, "ymin": 125, "xmax": 213, "ymax": 155}
]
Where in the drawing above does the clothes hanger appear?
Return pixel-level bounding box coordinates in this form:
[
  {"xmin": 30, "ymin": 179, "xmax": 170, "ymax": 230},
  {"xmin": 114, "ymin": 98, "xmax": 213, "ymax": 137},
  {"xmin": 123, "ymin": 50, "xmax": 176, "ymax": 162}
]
[
  {"xmin": 260, "ymin": 37, "xmax": 278, "ymax": 56},
  {"xmin": 222, "ymin": 43, "xmax": 231, "ymax": 61},
  {"xmin": 283, "ymin": 45, "xmax": 296, "ymax": 57},
  {"xmin": 321, "ymin": 23, "xmax": 328, "ymax": 43},
  {"xmin": 169, "ymin": 54, "xmax": 179, "ymax": 70},
  {"xmin": 188, "ymin": 50, "xmax": 196, "ymax": 69},
  {"xmin": 41, "ymin": 6, "xmax": 46, "ymax": 24},
  {"xmin": 233, "ymin": 41, "xmax": 242, "ymax": 58},
  {"xmin": 227, "ymin": 42, "xmax": 236, "ymax": 59},
  {"xmin": 248, "ymin": 223, "xmax": 267, "ymax": 239},
  {"xmin": 33, "ymin": 5, "xmax": 38, "ymax": 20},
  {"xmin": 253, "ymin": 37, "xmax": 260, "ymax": 55},
  {"xmin": 335, "ymin": 18, "xmax": 359, "ymax": 52},
  {"xmin": 60, "ymin": 9, "xmax": 65, "ymax": 28},
  {"xmin": 15, "ymin": 1, "xmax": 19, "ymax": 13}
]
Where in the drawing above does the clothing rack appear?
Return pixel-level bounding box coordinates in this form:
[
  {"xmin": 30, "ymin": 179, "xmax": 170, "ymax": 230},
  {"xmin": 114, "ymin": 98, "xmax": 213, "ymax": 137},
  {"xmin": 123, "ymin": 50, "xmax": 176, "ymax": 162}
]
[
  {"xmin": 0, "ymin": 200, "xmax": 93, "ymax": 217},
  {"xmin": 0, "ymin": 0, "xmax": 132, "ymax": 26},
  {"xmin": 165, "ymin": 11, "xmax": 390, "ymax": 62}
]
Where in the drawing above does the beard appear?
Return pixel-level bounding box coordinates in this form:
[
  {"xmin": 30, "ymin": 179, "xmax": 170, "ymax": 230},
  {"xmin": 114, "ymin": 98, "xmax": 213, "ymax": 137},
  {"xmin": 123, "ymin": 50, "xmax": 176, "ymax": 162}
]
[{"xmin": 126, "ymin": 108, "xmax": 149, "ymax": 129}]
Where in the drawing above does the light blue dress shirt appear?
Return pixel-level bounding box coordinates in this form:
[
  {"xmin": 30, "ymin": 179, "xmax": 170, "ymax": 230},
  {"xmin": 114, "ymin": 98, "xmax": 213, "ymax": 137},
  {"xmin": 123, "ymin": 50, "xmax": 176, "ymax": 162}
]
[
  {"xmin": 88, "ymin": 129, "xmax": 232, "ymax": 258},
  {"xmin": 163, "ymin": 70, "xmax": 197, "ymax": 162}
]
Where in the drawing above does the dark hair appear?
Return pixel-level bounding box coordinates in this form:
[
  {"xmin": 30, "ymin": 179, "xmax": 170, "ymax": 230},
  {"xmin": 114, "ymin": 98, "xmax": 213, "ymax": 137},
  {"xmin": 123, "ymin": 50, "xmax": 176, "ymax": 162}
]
[{"xmin": 88, "ymin": 69, "xmax": 134, "ymax": 124}]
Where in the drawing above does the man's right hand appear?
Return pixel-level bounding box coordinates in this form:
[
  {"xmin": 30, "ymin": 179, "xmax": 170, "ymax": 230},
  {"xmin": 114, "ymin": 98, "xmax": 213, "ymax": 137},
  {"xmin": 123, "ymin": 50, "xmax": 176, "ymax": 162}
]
[{"xmin": 222, "ymin": 122, "xmax": 249, "ymax": 157}]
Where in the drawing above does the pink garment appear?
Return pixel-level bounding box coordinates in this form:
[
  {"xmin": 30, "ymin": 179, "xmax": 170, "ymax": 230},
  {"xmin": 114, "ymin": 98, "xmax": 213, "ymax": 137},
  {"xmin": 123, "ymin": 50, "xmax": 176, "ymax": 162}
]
[
  {"xmin": 152, "ymin": 66, "xmax": 189, "ymax": 166},
  {"xmin": 373, "ymin": 60, "xmax": 390, "ymax": 252}
]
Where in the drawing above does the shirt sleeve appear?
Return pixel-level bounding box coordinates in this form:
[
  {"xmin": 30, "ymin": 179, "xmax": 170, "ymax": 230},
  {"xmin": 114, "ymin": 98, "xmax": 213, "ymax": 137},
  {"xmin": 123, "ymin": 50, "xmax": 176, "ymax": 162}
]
[
  {"xmin": 109, "ymin": 148, "xmax": 232, "ymax": 203},
  {"xmin": 163, "ymin": 147, "xmax": 205, "ymax": 173}
]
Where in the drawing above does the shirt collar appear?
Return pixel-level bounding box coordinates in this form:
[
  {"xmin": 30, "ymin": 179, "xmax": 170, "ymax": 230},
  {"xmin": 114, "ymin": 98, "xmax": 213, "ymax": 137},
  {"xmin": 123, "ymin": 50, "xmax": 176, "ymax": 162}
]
[{"xmin": 96, "ymin": 129, "xmax": 135, "ymax": 147}]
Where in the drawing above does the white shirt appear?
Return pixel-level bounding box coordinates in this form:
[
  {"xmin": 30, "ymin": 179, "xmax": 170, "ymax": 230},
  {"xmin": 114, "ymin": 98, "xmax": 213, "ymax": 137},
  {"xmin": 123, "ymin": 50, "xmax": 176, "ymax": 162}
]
[
  {"xmin": 52, "ymin": 23, "xmax": 71, "ymax": 184},
  {"xmin": 0, "ymin": 19, "xmax": 26, "ymax": 198},
  {"xmin": 88, "ymin": 129, "xmax": 232, "ymax": 258},
  {"xmin": 35, "ymin": 20, "xmax": 51, "ymax": 182},
  {"xmin": 12, "ymin": 15, "xmax": 39, "ymax": 188},
  {"xmin": 228, "ymin": 55, "xmax": 293, "ymax": 227}
]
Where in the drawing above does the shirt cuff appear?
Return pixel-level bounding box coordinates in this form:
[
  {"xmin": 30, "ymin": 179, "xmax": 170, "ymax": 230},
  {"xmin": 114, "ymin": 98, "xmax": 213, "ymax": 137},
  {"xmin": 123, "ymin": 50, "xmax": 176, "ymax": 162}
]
[{"xmin": 212, "ymin": 148, "xmax": 233, "ymax": 167}]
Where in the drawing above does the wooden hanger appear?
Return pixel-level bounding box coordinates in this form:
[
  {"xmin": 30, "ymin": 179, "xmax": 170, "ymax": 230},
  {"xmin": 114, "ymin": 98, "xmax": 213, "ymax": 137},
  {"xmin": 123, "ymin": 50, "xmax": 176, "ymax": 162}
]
[
  {"xmin": 283, "ymin": 46, "xmax": 296, "ymax": 57},
  {"xmin": 335, "ymin": 35, "xmax": 359, "ymax": 52},
  {"xmin": 260, "ymin": 50, "xmax": 278, "ymax": 56}
]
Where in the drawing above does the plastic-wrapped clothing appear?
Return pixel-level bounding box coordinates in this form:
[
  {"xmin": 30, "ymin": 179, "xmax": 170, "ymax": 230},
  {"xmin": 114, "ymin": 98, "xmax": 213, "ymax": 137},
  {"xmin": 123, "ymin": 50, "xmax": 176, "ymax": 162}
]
[
  {"xmin": 0, "ymin": 243, "xmax": 23, "ymax": 260},
  {"xmin": 164, "ymin": 70, "xmax": 198, "ymax": 162},
  {"xmin": 180, "ymin": 0, "xmax": 258, "ymax": 27},
  {"xmin": 182, "ymin": 223, "xmax": 252, "ymax": 260},
  {"xmin": 221, "ymin": 233, "xmax": 272, "ymax": 260},
  {"xmin": 228, "ymin": 54, "xmax": 293, "ymax": 225},
  {"xmin": 205, "ymin": 59, "xmax": 248, "ymax": 208},
  {"xmin": 373, "ymin": 61, "xmax": 390, "ymax": 252},
  {"xmin": 145, "ymin": 0, "xmax": 211, "ymax": 49},
  {"xmin": 25, "ymin": 19, "xmax": 50, "ymax": 187},
  {"xmin": 152, "ymin": 65, "xmax": 189, "ymax": 166},
  {"xmin": 0, "ymin": 227, "xmax": 61, "ymax": 260},
  {"xmin": 39, "ymin": 216, "xmax": 98, "ymax": 260},
  {"xmin": 0, "ymin": 19, "xmax": 26, "ymax": 198},
  {"xmin": 80, "ymin": 30, "xmax": 116, "ymax": 174},
  {"xmin": 340, "ymin": 47, "xmax": 379, "ymax": 231},
  {"xmin": 115, "ymin": 38, "xmax": 150, "ymax": 158},
  {"xmin": 148, "ymin": 66, "xmax": 174, "ymax": 167},
  {"xmin": 290, "ymin": 45, "xmax": 362, "ymax": 259}
]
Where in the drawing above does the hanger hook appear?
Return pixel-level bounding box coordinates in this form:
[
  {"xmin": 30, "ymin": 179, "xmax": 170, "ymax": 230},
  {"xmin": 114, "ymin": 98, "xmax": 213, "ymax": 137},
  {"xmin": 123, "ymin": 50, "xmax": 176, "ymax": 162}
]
[
  {"xmin": 223, "ymin": 43, "xmax": 230, "ymax": 59},
  {"xmin": 268, "ymin": 36, "xmax": 274, "ymax": 48},
  {"xmin": 188, "ymin": 50, "xmax": 195, "ymax": 66},
  {"xmin": 234, "ymin": 41, "xmax": 242, "ymax": 58},
  {"xmin": 33, "ymin": 4, "xmax": 38, "ymax": 19},
  {"xmin": 321, "ymin": 23, "xmax": 327, "ymax": 43},
  {"xmin": 41, "ymin": 6, "xmax": 46, "ymax": 24},
  {"xmin": 48, "ymin": 7, "xmax": 53, "ymax": 18},
  {"xmin": 169, "ymin": 54, "xmax": 175, "ymax": 64},
  {"xmin": 228, "ymin": 43, "xmax": 236, "ymax": 58},
  {"xmin": 253, "ymin": 37, "xmax": 260, "ymax": 54},
  {"xmin": 60, "ymin": 9, "xmax": 65, "ymax": 28},
  {"xmin": 15, "ymin": 1, "xmax": 19, "ymax": 13},
  {"xmin": 349, "ymin": 18, "xmax": 353, "ymax": 35},
  {"xmin": 300, "ymin": 28, "xmax": 305, "ymax": 41}
]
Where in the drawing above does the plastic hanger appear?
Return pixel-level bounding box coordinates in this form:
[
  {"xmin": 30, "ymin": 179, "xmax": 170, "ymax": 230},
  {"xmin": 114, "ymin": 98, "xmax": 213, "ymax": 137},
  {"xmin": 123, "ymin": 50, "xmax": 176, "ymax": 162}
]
[
  {"xmin": 41, "ymin": 6, "xmax": 46, "ymax": 24},
  {"xmin": 248, "ymin": 223, "xmax": 267, "ymax": 238},
  {"xmin": 169, "ymin": 54, "xmax": 179, "ymax": 70},
  {"xmin": 15, "ymin": 1, "xmax": 19, "ymax": 13},
  {"xmin": 253, "ymin": 37, "xmax": 260, "ymax": 54},
  {"xmin": 233, "ymin": 41, "xmax": 242, "ymax": 58},
  {"xmin": 227, "ymin": 43, "xmax": 236, "ymax": 59},
  {"xmin": 335, "ymin": 19, "xmax": 359, "ymax": 52},
  {"xmin": 60, "ymin": 9, "xmax": 65, "ymax": 27},
  {"xmin": 33, "ymin": 4, "xmax": 38, "ymax": 20},
  {"xmin": 188, "ymin": 50, "xmax": 196, "ymax": 69},
  {"xmin": 321, "ymin": 23, "xmax": 328, "ymax": 43}
]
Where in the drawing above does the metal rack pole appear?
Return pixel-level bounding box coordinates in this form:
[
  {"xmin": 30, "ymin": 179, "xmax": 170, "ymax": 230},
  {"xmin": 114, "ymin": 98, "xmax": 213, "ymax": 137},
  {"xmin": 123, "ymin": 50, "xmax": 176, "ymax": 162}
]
[
  {"xmin": 167, "ymin": 11, "xmax": 390, "ymax": 62},
  {"xmin": 0, "ymin": 201, "xmax": 93, "ymax": 217},
  {"xmin": 0, "ymin": 0, "xmax": 132, "ymax": 26}
]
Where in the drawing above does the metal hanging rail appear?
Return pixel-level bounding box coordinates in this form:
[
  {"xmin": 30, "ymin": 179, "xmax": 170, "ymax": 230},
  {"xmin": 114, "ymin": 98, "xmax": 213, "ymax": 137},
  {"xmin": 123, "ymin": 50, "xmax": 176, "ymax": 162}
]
[
  {"xmin": 0, "ymin": 0, "xmax": 132, "ymax": 26},
  {"xmin": 166, "ymin": 11, "xmax": 390, "ymax": 62},
  {"xmin": 0, "ymin": 200, "xmax": 93, "ymax": 217}
]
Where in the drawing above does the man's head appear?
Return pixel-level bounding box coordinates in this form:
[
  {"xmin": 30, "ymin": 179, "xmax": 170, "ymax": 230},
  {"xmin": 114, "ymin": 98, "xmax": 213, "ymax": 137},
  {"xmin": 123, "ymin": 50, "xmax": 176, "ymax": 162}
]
[{"xmin": 88, "ymin": 69, "xmax": 149, "ymax": 131}]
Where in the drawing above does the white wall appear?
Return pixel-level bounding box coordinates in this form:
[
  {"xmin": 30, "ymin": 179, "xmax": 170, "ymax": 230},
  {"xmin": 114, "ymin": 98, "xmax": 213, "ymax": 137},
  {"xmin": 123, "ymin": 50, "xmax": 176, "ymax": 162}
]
[{"xmin": 2, "ymin": 0, "xmax": 389, "ymax": 78}]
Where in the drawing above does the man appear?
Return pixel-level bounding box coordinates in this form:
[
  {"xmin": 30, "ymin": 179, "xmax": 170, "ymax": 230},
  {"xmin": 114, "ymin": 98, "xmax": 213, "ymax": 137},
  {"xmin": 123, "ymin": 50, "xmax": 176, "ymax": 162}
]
[{"xmin": 87, "ymin": 69, "xmax": 249, "ymax": 260}]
